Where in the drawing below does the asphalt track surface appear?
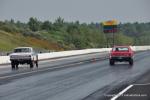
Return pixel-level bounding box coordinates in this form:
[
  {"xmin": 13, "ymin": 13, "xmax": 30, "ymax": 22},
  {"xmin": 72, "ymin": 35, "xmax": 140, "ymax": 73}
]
[{"xmin": 0, "ymin": 51, "xmax": 150, "ymax": 100}]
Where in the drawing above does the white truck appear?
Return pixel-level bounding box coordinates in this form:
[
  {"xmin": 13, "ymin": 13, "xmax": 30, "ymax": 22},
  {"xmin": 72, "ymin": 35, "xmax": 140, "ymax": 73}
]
[{"xmin": 10, "ymin": 47, "xmax": 38, "ymax": 69}]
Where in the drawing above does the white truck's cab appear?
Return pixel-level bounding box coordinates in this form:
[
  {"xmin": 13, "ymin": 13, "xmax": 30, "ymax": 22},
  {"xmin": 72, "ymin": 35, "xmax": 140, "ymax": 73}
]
[{"xmin": 10, "ymin": 47, "xmax": 38, "ymax": 69}]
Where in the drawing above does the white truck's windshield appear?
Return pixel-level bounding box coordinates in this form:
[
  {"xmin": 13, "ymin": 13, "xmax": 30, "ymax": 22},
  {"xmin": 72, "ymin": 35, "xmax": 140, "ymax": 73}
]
[{"xmin": 14, "ymin": 48, "xmax": 31, "ymax": 53}]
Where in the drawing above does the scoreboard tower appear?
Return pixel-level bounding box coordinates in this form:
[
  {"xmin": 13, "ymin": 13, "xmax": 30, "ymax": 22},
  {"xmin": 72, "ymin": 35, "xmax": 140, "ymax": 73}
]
[{"xmin": 102, "ymin": 20, "xmax": 118, "ymax": 47}]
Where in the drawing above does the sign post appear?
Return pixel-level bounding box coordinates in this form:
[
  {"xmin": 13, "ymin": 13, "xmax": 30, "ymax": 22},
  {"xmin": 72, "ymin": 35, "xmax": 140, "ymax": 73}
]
[{"xmin": 102, "ymin": 20, "xmax": 118, "ymax": 47}]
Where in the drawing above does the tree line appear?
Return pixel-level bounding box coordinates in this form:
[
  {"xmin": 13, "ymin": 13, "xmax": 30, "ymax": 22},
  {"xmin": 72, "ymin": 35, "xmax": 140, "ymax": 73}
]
[{"xmin": 0, "ymin": 17, "xmax": 150, "ymax": 50}]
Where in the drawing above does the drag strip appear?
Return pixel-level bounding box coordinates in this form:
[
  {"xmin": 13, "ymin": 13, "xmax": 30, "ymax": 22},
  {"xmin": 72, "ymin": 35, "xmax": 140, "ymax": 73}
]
[{"xmin": 0, "ymin": 51, "xmax": 150, "ymax": 100}]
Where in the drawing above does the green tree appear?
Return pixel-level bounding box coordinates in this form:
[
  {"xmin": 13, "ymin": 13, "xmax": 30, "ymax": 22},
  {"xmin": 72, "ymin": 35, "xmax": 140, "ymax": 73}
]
[
  {"xmin": 41, "ymin": 21, "xmax": 52, "ymax": 31},
  {"xmin": 53, "ymin": 17, "xmax": 64, "ymax": 30},
  {"xmin": 28, "ymin": 17, "xmax": 40, "ymax": 31}
]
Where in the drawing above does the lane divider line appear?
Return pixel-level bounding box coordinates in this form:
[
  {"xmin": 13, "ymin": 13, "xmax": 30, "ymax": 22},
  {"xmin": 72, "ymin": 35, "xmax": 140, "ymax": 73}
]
[
  {"xmin": 0, "ymin": 60, "xmax": 87, "ymax": 80},
  {"xmin": 110, "ymin": 85, "xmax": 133, "ymax": 100}
]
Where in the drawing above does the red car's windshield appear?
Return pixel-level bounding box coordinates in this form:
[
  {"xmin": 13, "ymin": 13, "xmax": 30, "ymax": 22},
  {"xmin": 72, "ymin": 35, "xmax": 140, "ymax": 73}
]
[{"xmin": 113, "ymin": 47, "xmax": 129, "ymax": 52}]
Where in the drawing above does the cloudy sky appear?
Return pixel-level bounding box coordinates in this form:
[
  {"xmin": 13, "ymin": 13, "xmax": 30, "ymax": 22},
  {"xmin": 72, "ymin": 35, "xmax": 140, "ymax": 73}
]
[{"xmin": 0, "ymin": 0, "xmax": 150, "ymax": 23}]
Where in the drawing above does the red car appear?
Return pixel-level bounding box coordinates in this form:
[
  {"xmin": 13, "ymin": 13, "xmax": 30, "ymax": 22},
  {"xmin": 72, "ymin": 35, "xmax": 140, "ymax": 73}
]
[{"xmin": 109, "ymin": 46, "xmax": 134, "ymax": 66}]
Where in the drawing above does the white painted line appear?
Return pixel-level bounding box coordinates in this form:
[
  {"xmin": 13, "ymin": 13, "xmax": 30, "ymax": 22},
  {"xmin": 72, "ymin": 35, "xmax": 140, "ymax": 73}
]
[{"xmin": 110, "ymin": 85, "xmax": 133, "ymax": 100}]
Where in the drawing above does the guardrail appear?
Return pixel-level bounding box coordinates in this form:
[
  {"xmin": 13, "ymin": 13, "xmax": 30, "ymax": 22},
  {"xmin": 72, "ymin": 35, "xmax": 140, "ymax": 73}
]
[
  {"xmin": 132, "ymin": 46, "xmax": 150, "ymax": 51},
  {"xmin": 0, "ymin": 46, "xmax": 150, "ymax": 65}
]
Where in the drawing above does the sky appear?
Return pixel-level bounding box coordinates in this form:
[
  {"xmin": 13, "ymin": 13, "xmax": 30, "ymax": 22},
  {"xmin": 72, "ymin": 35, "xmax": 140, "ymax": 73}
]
[{"xmin": 0, "ymin": 0, "xmax": 150, "ymax": 23}]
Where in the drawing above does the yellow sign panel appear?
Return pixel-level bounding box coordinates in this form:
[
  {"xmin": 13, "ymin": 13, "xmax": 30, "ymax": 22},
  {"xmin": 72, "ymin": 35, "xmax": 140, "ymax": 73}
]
[{"xmin": 102, "ymin": 20, "xmax": 118, "ymax": 26}]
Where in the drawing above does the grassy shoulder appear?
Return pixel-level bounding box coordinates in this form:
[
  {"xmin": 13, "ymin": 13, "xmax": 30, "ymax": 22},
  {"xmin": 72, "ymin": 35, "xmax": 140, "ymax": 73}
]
[{"xmin": 0, "ymin": 30, "xmax": 63, "ymax": 52}]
